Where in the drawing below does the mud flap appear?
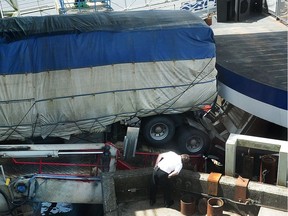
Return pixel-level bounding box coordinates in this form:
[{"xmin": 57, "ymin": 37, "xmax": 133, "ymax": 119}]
[{"xmin": 123, "ymin": 127, "xmax": 139, "ymax": 160}]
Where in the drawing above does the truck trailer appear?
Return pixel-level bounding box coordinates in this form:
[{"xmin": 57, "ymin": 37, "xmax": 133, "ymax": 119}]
[{"xmin": 0, "ymin": 10, "xmax": 218, "ymax": 154}]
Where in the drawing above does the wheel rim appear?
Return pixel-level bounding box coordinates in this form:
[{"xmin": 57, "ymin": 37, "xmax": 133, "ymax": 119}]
[
  {"xmin": 186, "ymin": 136, "xmax": 204, "ymax": 153},
  {"xmin": 149, "ymin": 123, "xmax": 169, "ymax": 141}
]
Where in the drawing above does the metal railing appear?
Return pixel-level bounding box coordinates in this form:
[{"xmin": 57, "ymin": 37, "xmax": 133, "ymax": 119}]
[{"xmin": 58, "ymin": 0, "xmax": 112, "ymax": 14}]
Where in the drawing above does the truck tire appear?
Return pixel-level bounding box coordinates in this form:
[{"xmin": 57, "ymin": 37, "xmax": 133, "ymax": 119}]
[
  {"xmin": 142, "ymin": 116, "xmax": 175, "ymax": 147},
  {"xmin": 177, "ymin": 127, "xmax": 210, "ymax": 155}
]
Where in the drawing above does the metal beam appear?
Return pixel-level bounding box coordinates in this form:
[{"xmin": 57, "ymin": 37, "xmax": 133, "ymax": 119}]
[
  {"xmin": 0, "ymin": 143, "xmax": 105, "ymax": 151},
  {"xmin": 0, "ymin": 143, "xmax": 107, "ymax": 158}
]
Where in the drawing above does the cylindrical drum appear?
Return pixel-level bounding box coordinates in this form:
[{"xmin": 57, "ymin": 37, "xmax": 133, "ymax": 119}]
[
  {"xmin": 242, "ymin": 155, "xmax": 254, "ymax": 179},
  {"xmin": 198, "ymin": 197, "xmax": 208, "ymax": 215},
  {"xmin": 261, "ymin": 155, "xmax": 277, "ymax": 184},
  {"xmin": 207, "ymin": 197, "xmax": 224, "ymax": 216},
  {"xmin": 180, "ymin": 194, "xmax": 196, "ymax": 216}
]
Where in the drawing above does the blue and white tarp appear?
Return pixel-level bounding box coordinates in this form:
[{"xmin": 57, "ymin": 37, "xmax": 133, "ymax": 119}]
[
  {"xmin": 0, "ymin": 10, "xmax": 217, "ymax": 141},
  {"xmin": 180, "ymin": 0, "xmax": 217, "ymax": 16}
]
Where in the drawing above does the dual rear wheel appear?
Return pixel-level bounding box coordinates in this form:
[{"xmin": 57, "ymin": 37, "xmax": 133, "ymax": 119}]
[{"xmin": 141, "ymin": 116, "xmax": 210, "ymax": 155}]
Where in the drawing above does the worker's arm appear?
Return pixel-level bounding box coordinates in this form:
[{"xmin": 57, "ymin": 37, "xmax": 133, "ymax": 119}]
[
  {"xmin": 168, "ymin": 170, "xmax": 179, "ymax": 178},
  {"xmin": 168, "ymin": 164, "xmax": 182, "ymax": 178},
  {"xmin": 154, "ymin": 153, "xmax": 164, "ymax": 167}
]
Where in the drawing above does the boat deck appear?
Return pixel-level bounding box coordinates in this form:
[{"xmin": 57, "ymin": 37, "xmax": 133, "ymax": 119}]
[
  {"xmin": 212, "ymin": 12, "xmax": 287, "ymax": 127},
  {"xmin": 214, "ymin": 14, "xmax": 287, "ymax": 91}
]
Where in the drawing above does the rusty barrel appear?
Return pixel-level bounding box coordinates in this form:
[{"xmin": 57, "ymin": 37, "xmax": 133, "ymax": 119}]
[
  {"xmin": 261, "ymin": 155, "xmax": 277, "ymax": 184},
  {"xmin": 242, "ymin": 155, "xmax": 254, "ymax": 179},
  {"xmin": 180, "ymin": 194, "xmax": 196, "ymax": 215},
  {"xmin": 207, "ymin": 197, "xmax": 224, "ymax": 216},
  {"xmin": 198, "ymin": 197, "xmax": 208, "ymax": 215},
  {"xmin": 204, "ymin": 17, "xmax": 212, "ymax": 26}
]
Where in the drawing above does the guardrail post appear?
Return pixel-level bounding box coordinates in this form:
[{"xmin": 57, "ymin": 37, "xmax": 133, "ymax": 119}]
[{"xmin": 225, "ymin": 134, "xmax": 237, "ymax": 177}]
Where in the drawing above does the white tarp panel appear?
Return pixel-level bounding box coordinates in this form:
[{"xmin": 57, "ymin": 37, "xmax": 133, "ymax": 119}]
[{"xmin": 0, "ymin": 59, "xmax": 217, "ymax": 141}]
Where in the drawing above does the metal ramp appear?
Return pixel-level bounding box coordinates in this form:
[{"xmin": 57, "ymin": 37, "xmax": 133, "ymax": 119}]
[{"xmin": 206, "ymin": 99, "xmax": 254, "ymax": 142}]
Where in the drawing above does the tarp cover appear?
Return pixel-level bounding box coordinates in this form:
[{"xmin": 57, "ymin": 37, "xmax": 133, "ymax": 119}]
[{"xmin": 0, "ymin": 10, "xmax": 217, "ymax": 141}]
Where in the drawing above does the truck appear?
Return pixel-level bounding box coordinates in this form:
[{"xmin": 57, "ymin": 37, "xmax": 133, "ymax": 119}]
[{"xmin": 0, "ymin": 10, "xmax": 218, "ymax": 155}]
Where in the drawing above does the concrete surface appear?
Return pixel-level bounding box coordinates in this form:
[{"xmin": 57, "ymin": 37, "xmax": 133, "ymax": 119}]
[
  {"xmin": 118, "ymin": 199, "xmax": 183, "ymax": 216},
  {"xmin": 258, "ymin": 207, "xmax": 288, "ymax": 216},
  {"xmin": 117, "ymin": 199, "xmax": 244, "ymax": 216},
  {"xmin": 109, "ymin": 168, "xmax": 287, "ymax": 216}
]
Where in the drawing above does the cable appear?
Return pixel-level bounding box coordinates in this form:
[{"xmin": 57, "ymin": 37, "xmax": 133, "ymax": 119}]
[
  {"xmin": 1, "ymin": 101, "xmax": 36, "ymax": 141},
  {"xmin": 132, "ymin": 58, "xmax": 216, "ymax": 118},
  {"xmin": 0, "ymin": 189, "xmax": 17, "ymax": 216}
]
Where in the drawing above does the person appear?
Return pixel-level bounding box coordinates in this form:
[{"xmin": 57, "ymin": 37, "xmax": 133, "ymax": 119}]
[{"xmin": 149, "ymin": 151, "xmax": 190, "ymax": 207}]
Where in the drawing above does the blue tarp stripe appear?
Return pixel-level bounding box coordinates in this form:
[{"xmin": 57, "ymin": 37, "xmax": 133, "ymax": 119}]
[
  {"xmin": 216, "ymin": 64, "xmax": 287, "ymax": 110},
  {"xmin": 0, "ymin": 27, "xmax": 215, "ymax": 74}
]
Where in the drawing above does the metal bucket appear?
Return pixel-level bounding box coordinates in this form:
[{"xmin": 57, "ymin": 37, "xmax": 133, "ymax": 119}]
[
  {"xmin": 207, "ymin": 197, "xmax": 224, "ymax": 216},
  {"xmin": 180, "ymin": 194, "xmax": 196, "ymax": 216}
]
